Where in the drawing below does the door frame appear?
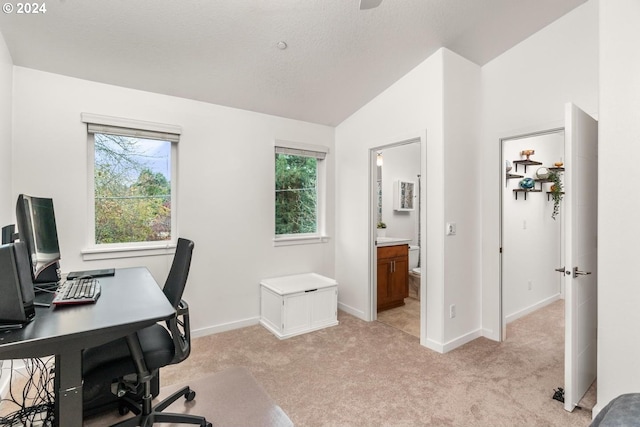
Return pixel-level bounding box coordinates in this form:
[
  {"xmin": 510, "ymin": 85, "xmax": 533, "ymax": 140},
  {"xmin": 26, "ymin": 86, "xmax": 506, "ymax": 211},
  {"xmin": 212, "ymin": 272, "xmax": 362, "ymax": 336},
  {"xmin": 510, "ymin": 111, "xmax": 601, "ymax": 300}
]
[
  {"xmin": 498, "ymin": 125, "xmax": 564, "ymax": 341},
  {"xmin": 368, "ymin": 135, "xmax": 425, "ymax": 340}
]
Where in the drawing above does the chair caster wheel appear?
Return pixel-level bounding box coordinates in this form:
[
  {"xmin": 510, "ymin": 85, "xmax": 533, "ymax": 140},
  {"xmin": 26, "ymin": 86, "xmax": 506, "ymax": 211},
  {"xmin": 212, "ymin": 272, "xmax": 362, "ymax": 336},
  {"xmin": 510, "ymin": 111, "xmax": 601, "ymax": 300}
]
[
  {"xmin": 185, "ymin": 389, "xmax": 196, "ymax": 401},
  {"xmin": 118, "ymin": 405, "xmax": 130, "ymax": 416}
]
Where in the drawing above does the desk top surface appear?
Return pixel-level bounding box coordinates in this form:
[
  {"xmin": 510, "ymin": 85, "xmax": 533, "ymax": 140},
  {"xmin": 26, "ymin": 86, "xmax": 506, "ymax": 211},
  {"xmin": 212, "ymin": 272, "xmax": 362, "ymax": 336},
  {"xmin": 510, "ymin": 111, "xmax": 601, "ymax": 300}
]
[{"xmin": 0, "ymin": 267, "xmax": 175, "ymax": 358}]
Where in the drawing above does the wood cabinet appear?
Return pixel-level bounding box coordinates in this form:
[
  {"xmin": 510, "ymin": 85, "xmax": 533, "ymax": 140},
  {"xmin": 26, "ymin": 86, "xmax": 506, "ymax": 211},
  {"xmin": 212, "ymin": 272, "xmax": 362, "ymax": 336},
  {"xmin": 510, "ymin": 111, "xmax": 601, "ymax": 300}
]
[{"xmin": 377, "ymin": 244, "xmax": 408, "ymax": 312}]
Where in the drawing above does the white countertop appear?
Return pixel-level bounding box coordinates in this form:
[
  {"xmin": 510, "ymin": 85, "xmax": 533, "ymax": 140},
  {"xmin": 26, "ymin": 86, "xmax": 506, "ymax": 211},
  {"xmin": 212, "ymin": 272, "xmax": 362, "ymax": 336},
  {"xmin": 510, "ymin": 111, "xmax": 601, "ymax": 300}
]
[{"xmin": 375, "ymin": 237, "xmax": 412, "ymax": 247}]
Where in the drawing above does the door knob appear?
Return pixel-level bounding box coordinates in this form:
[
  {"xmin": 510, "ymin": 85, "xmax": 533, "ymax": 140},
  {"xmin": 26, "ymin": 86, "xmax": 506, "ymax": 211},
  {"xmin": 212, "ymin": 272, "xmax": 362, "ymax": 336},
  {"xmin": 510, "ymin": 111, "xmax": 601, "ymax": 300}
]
[
  {"xmin": 555, "ymin": 267, "xmax": 566, "ymax": 273},
  {"xmin": 573, "ymin": 266, "xmax": 592, "ymax": 278}
]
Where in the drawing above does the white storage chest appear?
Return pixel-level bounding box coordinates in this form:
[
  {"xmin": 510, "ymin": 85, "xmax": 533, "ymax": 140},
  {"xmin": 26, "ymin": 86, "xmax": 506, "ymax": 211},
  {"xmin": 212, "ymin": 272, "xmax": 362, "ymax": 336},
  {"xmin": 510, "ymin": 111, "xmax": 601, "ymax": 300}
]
[{"xmin": 260, "ymin": 273, "xmax": 338, "ymax": 339}]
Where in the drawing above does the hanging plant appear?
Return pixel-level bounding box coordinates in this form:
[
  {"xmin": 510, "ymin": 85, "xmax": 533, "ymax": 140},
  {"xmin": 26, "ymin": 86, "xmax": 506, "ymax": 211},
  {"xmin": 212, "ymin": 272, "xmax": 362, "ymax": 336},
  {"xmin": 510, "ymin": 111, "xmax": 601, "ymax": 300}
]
[{"xmin": 549, "ymin": 171, "xmax": 564, "ymax": 220}]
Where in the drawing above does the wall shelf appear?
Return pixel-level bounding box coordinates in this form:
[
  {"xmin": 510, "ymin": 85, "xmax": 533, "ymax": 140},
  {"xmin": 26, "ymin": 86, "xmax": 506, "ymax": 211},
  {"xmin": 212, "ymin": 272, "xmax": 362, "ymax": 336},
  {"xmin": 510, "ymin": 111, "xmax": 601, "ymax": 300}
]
[
  {"xmin": 505, "ymin": 173, "xmax": 524, "ymax": 187},
  {"xmin": 513, "ymin": 159, "xmax": 542, "ymax": 173},
  {"xmin": 513, "ymin": 189, "xmax": 541, "ymax": 200},
  {"xmin": 547, "ymin": 191, "xmax": 565, "ymax": 201}
]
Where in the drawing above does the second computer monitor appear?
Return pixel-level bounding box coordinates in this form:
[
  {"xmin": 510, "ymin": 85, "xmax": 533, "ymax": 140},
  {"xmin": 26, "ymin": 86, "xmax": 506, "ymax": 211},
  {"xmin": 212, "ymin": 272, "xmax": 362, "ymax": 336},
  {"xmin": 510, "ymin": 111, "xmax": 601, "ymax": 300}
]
[{"xmin": 15, "ymin": 194, "xmax": 62, "ymax": 283}]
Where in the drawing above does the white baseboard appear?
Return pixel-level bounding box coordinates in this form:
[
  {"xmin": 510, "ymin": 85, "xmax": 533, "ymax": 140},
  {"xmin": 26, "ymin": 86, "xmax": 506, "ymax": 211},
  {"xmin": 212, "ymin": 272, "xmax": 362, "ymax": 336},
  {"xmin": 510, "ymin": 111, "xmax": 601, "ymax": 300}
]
[
  {"xmin": 423, "ymin": 338, "xmax": 444, "ymax": 353},
  {"xmin": 505, "ymin": 294, "xmax": 561, "ymax": 324},
  {"xmin": 422, "ymin": 328, "xmax": 483, "ymax": 354},
  {"xmin": 591, "ymin": 402, "xmax": 603, "ymax": 419},
  {"xmin": 443, "ymin": 328, "xmax": 483, "ymax": 353},
  {"xmin": 482, "ymin": 328, "xmax": 499, "ymax": 342},
  {"xmin": 191, "ymin": 316, "xmax": 260, "ymax": 338},
  {"xmin": 337, "ymin": 301, "xmax": 366, "ymax": 320}
]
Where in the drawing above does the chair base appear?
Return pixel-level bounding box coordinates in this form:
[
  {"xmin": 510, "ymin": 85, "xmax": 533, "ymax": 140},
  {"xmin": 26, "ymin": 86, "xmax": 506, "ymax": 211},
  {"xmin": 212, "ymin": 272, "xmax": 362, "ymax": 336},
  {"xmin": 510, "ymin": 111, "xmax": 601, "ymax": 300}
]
[{"xmin": 112, "ymin": 385, "xmax": 211, "ymax": 427}]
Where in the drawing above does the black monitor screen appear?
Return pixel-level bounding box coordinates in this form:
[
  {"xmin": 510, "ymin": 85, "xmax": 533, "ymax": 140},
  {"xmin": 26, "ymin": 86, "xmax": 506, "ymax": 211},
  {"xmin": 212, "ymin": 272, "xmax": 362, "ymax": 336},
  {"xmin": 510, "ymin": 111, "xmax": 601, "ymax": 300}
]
[{"xmin": 15, "ymin": 194, "xmax": 61, "ymax": 281}]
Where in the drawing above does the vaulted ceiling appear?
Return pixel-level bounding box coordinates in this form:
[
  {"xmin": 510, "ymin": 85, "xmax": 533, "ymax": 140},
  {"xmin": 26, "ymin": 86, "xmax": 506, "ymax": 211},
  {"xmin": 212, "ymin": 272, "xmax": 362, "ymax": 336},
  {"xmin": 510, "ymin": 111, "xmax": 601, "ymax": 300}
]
[{"xmin": 0, "ymin": 0, "xmax": 586, "ymax": 126}]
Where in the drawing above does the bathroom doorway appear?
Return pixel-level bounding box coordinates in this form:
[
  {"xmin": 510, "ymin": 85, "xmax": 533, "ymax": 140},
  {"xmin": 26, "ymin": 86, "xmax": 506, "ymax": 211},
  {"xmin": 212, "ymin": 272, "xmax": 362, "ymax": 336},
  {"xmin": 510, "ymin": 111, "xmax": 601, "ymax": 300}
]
[{"xmin": 369, "ymin": 137, "xmax": 424, "ymax": 339}]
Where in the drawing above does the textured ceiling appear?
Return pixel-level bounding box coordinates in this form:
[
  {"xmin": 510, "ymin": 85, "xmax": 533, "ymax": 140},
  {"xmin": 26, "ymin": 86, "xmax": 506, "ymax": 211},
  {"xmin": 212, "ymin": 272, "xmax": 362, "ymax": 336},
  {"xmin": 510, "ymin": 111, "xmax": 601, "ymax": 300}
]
[{"xmin": 0, "ymin": 0, "xmax": 586, "ymax": 126}]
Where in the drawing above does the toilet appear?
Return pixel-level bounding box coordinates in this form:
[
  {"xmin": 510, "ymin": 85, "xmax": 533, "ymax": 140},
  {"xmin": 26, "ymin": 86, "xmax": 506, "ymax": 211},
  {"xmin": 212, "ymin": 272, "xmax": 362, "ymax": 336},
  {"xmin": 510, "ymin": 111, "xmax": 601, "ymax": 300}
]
[
  {"xmin": 408, "ymin": 245, "xmax": 420, "ymax": 275},
  {"xmin": 408, "ymin": 245, "xmax": 421, "ymax": 300}
]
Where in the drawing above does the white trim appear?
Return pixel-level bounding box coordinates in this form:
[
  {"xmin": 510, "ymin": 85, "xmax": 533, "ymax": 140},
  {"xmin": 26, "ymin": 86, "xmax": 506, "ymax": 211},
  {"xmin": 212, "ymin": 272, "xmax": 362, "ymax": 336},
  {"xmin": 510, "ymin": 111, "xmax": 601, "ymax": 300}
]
[
  {"xmin": 81, "ymin": 242, "xmax": 176, "ymax": 261},
  {"xmin": 273, "ymin": 235, "xmax": 330, "ymax": 247},
  {"xmin": 191, "ymin": 316, "xmax": 260, "ymax": 338},
  {"xmin": 442, "ymin": 329, "xmax": 483, "ymax": 353},
  {"xmin": 81, "ymin": 113, "xmax": 182, "ymax": 136},
  {"xmin": 274, "ymin": 139, "xmax": 329, "ymax": 154},
  {"xmin": 505, "ymin": 293, "xmax": 561, "ymax": 324},
  {"xmin": 337, "ymin": 302, "xmax": 366, "ymax": 320}
]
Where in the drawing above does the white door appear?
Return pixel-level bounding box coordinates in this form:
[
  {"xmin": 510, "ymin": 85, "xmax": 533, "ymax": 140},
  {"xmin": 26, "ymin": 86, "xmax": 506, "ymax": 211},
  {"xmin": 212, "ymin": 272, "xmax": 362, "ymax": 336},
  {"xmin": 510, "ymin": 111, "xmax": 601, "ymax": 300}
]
[{"xmin": 563, "ymin": 103, "xmax": 598, "ymax": 412}]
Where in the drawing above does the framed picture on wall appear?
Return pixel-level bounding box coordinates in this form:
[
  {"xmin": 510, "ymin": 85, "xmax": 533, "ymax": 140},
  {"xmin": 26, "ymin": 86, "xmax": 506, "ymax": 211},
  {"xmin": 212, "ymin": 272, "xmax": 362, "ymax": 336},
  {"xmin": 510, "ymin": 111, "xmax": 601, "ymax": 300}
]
[{"xmin": 394, "ymin": 180, "xmax": 415, "ymax": 211}]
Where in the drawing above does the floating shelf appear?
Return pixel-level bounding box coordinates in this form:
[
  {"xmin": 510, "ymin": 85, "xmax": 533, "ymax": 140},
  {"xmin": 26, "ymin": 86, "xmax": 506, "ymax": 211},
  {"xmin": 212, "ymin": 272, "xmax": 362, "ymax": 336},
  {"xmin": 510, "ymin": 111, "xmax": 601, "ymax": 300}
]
[
  {"xmin": 549, "ymin": 167, "xmax": 565, "ymax": 172},
  {"xmin": 513, "ymin": 188, "xmax": 542, "ymax": 200},
  {"xmin": 547, "ymin": 191, "xmax": 565, "ymax": 201},
  {"xmin": 513, "ymin": 159, "xmax": 542, "ymax": 173},
  {"xmin": 505, "ymin": 173, "xmax": 524, "ymax": 187}
]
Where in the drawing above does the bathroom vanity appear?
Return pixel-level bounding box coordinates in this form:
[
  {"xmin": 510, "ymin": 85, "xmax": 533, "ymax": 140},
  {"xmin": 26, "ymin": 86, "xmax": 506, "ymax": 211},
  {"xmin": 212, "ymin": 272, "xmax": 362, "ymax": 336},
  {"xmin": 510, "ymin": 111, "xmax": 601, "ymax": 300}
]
[{"xmin": 376, "ymin": 242, "xmax": 409, "ymax": 312}]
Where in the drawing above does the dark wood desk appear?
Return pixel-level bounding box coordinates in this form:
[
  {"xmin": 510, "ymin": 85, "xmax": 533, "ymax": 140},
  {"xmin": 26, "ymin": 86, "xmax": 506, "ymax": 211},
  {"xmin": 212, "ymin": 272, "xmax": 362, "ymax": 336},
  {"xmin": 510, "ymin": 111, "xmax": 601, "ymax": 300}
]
[{"xmin": 0, "ymin": 267, "xmax": 175, "ymax": 427}]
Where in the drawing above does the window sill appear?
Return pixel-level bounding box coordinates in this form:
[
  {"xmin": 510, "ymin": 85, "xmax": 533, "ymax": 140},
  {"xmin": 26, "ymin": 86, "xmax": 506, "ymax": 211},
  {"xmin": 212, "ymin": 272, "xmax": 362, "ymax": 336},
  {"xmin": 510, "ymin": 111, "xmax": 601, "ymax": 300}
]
[
  {"xmin": 273, "ymin": 235, "xmax": 330, "ymax": 247},
  {"xmin": 81, "ymin": 243, "xmax": 177, "ymax": 261}
]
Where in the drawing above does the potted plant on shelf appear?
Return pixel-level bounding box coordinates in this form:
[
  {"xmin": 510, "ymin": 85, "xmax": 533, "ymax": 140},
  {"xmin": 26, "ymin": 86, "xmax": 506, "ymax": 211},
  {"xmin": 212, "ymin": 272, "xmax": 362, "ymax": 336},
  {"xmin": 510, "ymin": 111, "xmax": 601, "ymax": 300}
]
[
  {"xmin": 549, "ymin": 171, "xmax": 564, "ymax": 220},
  {"xmin": 377, "ymin": 221, "xmax": 387, "ymax": 237}
]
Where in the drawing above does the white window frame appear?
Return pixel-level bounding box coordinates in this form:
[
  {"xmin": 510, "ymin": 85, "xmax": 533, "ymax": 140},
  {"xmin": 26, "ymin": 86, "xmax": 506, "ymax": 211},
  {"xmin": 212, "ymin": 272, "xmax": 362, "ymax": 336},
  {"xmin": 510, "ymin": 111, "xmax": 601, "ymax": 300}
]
[
  {"xmin": 273, "ymin": 140, "xmax": 329, "ymax": 247},
  {"xmin": 81, "ymin": 113, "xmax": 181, "ymax": 260}
]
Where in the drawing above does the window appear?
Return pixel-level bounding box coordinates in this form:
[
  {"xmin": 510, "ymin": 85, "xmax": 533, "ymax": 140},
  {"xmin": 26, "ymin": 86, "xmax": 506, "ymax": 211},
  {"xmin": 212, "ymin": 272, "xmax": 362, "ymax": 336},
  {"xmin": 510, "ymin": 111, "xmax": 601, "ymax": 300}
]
[
  {"xmin": 274, "ymin": 142, "xmax": 328, "ymax": 245},
  {"xmin": 82, "ymin": 114, "xmax": 180, "ymax": 251}
]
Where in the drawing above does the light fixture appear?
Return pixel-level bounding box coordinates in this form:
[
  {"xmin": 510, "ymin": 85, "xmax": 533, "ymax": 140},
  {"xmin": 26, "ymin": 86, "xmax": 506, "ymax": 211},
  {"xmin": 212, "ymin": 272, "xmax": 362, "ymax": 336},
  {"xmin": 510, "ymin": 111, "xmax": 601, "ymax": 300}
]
[
  {"xmin": 376, "ymin": 151, "xmax": 383, "ymax": 167},
  {"xmin": 277, "ymin": 41, "xmax": 288, "ymax": 50}
]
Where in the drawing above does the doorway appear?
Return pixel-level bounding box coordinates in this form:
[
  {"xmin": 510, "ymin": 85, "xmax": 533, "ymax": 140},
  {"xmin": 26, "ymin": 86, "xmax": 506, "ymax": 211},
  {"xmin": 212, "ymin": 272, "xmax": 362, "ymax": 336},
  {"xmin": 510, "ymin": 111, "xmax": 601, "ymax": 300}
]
[
  {"xmin": 369, "ymin": 137, "xmax": 423, "ymax": 339},
  {"xmin": 500, "ymin": 128, "xmax": 565, "ymax": 340}
]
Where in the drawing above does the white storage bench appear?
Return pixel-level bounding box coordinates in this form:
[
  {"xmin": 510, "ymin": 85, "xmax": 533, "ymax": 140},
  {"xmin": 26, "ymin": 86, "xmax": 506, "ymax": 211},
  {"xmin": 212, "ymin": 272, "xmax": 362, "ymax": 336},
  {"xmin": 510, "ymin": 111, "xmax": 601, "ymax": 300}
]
[{"xmin": 260, "ymin": 273, "xmax": 339, "ymax": 339}]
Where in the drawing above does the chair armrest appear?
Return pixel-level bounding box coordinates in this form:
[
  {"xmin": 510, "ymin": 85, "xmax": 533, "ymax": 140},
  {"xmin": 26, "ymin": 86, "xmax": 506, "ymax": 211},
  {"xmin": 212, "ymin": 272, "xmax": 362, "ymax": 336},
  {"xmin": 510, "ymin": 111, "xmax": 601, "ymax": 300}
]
[{"xmin": 168, "ymin": 299, "xmax": 191, "ymax": 364}]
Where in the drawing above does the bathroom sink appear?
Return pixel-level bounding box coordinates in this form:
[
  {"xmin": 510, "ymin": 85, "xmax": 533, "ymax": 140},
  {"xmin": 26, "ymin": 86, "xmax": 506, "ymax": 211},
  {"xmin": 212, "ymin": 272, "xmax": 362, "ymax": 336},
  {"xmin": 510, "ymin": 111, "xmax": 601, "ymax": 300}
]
[{"xmin": 376, "ymin": 237, "xmax": 412, "ymax": 247}]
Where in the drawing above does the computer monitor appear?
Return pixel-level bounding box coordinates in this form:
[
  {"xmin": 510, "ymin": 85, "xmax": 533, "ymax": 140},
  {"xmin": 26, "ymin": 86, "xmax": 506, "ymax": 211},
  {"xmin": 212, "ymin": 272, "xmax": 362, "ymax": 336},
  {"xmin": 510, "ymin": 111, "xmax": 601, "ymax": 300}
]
[{"xmin": 15, "ymin": 194, "xmax": 61, "ymax": 284}]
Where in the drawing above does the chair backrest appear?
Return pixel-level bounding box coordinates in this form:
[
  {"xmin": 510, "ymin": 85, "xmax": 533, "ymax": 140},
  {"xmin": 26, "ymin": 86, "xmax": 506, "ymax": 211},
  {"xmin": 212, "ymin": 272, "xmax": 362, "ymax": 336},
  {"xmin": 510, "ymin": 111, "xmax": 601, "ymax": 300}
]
[{"xmin": 163, "ymin": 238, "xmax": 194, "ymax": 309}]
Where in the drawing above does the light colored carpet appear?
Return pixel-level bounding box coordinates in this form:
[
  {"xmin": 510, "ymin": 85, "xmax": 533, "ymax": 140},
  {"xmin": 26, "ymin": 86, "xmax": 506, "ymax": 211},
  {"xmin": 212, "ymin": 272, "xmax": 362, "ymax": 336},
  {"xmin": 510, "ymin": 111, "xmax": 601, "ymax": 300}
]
[
  {"xmin": 2, "ymin": 299, "xmax": 595, "ymax": 426},
  {"xmin": 159, "ymin": 299, "xmax": 593, "ymax": 426}
]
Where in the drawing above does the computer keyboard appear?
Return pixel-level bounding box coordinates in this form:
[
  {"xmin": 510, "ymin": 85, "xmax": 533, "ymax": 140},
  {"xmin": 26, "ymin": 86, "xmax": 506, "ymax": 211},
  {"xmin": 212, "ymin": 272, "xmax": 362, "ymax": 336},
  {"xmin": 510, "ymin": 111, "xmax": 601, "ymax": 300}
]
[{"xmin": 52, "ymin": 278, "xmax": 101, "ymax": 306}]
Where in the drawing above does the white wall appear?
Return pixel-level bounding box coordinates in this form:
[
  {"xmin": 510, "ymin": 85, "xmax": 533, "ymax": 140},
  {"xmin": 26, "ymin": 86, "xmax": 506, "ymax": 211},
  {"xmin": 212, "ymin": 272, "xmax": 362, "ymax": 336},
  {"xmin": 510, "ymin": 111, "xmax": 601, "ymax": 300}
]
[
  {"xmin": 10, "ymin": 67, "xmax": 335, "ymax": 335},
  {"xmin": 335, "ymin": 50, "xmax": 442, "ymax": 336},
  {"xmin": 596, "ymin": 0, "xmax": 640, "ymax": 414},
  {"xmin": 0, "ymin": 31, "xmax": 12, "ymax": 226},
  {"xmin": 441, "ymin": 49, "xmax": 482, "ymax": 347},
  {"xmin": 335, "ymin": 48, "xmax": 482, "ymax": 352},
  {"xmin": 502, "ymin": 133, "xmax": 563, "ymax": 322},
  {"xmin": 380, "ymin": 143, "xmax": 420, "ymax": 243},
  {"xmin": 480, "ymin": 0, "xmax": 599, "ymax": 340}
]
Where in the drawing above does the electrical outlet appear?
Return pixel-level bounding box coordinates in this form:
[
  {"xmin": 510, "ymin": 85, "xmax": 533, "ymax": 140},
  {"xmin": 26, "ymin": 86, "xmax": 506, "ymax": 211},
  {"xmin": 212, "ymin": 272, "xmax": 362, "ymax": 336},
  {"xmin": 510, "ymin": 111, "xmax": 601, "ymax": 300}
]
[
  {"xmin": 446, "ymin": 222, "xmax": 456, "ymax": 236},
  {"xmin": 450, "ymin": 304, "xmax": 456, "ymax": 318}
]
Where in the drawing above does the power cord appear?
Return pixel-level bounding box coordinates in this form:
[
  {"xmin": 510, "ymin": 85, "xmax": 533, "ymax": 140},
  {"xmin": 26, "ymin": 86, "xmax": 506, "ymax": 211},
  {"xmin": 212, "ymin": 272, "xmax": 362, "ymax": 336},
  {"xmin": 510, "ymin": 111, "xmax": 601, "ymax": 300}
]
[{"xmin": 0, "ymin": 358, "xmax": 55, "ymax": 426}]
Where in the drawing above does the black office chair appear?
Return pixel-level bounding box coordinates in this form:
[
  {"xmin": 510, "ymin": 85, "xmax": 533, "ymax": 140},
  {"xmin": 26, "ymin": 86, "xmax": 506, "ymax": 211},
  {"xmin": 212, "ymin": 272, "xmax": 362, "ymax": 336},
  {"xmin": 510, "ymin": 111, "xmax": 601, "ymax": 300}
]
[{"xmin": 83, "ymin": 238, "xmax": 211, "ymax": 427}]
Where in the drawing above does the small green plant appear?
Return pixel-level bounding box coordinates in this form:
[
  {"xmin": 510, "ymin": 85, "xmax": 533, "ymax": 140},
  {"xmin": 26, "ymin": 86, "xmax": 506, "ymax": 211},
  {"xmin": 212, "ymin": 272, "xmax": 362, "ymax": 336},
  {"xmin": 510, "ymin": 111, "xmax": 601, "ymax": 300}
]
[
  {"xmin": 377, "ymin": 221, "xmax": 387, "ymax": 229},
  {"xmin": 549, "ymin": 171, "xmax": 564, "ymax": 220}
]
